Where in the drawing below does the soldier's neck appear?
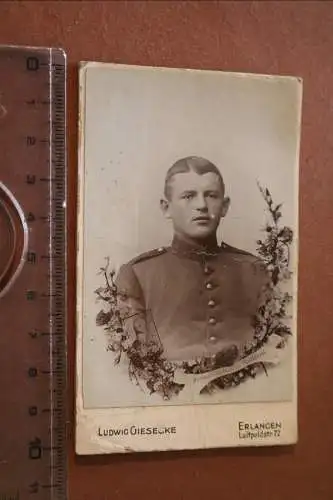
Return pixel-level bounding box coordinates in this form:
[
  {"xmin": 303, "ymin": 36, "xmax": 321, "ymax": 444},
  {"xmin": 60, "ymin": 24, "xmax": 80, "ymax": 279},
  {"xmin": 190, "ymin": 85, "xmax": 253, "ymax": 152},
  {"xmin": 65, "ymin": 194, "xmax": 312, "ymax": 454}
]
[{"xmin": 172, "ymin": 233, "xmax": 219, "ymax": 252}]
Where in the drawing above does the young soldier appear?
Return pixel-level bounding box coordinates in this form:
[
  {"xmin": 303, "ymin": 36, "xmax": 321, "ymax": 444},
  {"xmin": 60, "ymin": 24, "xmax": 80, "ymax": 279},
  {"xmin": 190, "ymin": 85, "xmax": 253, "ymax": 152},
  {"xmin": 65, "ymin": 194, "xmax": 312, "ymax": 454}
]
[{"xmin": 115, "ymin": 156, "xmax": 267, "ymax": 364}]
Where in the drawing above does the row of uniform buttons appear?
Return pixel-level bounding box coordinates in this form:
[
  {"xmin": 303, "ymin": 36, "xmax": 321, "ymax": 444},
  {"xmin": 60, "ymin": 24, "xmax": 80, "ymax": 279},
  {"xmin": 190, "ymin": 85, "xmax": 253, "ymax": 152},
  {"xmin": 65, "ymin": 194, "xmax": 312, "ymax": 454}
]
[{"xmin": 203, "ymin": 262, "xmax": 218, "ymax": 342}]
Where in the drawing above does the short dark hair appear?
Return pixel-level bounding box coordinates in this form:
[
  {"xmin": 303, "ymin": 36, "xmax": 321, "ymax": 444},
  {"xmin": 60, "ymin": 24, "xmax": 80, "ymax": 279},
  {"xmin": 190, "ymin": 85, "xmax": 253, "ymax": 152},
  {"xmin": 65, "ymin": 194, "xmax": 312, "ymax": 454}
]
[{"xmin": 164, "ymin": 156, "xmax": 225, "ymax": 200}]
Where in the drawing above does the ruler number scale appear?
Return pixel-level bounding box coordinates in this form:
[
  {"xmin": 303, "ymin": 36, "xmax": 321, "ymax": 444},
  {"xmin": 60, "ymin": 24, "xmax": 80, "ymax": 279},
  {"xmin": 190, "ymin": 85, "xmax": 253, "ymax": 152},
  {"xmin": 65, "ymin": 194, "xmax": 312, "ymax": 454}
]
[
  {"xmin": 0, "ymin": 46, "xmax": 67, "ymax": 500},
  {"xmin": 49, "ymin": 50, "xmax": 67, "ymax": 499}
]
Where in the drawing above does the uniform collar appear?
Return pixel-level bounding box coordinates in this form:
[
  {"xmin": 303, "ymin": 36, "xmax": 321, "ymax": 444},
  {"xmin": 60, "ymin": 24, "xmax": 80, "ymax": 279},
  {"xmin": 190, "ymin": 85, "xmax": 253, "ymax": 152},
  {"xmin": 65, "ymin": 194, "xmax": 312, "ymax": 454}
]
[{"xmin": 171, "ymin": 235, "xmax": 221, "ymax": 258}]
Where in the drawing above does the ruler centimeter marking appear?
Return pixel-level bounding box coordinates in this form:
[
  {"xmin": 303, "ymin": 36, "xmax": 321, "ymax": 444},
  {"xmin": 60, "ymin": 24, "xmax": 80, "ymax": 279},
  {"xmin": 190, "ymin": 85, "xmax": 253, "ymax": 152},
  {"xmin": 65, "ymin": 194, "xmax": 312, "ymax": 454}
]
[{"xmin": 0, "ymin": 46, "xmax": 67, "ymax": 500}]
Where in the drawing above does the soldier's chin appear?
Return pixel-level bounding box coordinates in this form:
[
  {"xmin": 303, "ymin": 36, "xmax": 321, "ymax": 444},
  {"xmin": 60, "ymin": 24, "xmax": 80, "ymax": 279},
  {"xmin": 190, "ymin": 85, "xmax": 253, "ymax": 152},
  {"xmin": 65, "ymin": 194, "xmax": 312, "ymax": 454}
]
[{"xmin": 190, "ymin": 225, "xmax": 215, "ymax": 239}]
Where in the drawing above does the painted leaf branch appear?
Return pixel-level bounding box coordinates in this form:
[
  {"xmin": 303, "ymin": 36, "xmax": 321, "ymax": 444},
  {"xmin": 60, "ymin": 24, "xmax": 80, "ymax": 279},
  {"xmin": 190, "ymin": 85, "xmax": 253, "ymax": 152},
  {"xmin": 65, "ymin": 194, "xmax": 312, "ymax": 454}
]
[
  {"xmin": 249, "ymin": 184, "xmax": 293, "ymax": 351},
  {"xmin": 95, "ymin": 258, "xmax": 183, "ymax": 399}
]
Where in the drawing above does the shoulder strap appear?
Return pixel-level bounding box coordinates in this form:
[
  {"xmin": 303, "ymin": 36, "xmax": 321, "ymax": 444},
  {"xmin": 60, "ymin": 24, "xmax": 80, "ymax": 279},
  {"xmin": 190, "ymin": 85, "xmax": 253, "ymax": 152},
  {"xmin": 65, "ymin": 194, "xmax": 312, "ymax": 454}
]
[
  {"xmin": 221, "ymin": 242, "xmax": 253, "ymax": 256},
  {"xmin": 130, "ymin": 247, "xmax": 167, "ymax": 265}
]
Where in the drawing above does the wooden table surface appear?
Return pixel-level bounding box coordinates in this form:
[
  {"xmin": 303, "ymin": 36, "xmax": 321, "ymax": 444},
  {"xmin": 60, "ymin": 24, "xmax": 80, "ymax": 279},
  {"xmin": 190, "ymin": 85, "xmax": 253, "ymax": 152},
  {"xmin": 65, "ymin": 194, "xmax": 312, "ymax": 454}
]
[{"xmin": 1, "ymin": 1, "xmax": 333, "ymax": 499}]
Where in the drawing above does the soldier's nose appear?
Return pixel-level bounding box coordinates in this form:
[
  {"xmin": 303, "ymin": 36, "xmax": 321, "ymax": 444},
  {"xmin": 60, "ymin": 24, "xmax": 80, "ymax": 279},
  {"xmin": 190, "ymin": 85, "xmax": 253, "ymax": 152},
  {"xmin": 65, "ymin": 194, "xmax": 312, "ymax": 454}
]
[{"xmin": 195, "ymin": 194, "xmax": 208, "ymax": 210}]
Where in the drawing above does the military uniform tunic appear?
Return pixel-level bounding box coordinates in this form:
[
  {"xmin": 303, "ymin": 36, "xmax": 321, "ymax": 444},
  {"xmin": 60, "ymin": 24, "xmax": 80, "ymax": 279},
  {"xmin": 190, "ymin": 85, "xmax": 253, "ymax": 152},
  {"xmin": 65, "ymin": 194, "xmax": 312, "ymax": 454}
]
[{"xmin": 115, "ymin": 237, "xmax": 267, "ymax": 361}]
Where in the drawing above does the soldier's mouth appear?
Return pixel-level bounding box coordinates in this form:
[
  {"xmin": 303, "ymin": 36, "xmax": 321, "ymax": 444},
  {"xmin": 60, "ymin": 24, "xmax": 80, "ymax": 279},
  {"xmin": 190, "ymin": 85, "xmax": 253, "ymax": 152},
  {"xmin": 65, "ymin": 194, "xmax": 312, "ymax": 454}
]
[{"xmin": 193, "ymin": 216, "xmax": 211, "ymax": 222}]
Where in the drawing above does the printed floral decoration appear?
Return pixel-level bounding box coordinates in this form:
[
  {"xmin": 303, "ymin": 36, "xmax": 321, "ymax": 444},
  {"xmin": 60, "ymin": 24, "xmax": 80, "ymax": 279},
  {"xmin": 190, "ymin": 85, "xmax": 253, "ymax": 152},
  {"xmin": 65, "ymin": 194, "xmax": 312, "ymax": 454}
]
[{"xmin": 95, "ymin": 185, "xmax": 294, "ymax": 399}]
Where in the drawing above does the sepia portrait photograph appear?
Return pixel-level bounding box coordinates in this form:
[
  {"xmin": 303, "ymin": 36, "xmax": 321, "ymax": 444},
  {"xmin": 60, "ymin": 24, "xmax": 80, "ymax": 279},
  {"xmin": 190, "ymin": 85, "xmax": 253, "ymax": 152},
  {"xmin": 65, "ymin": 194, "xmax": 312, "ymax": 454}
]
[{"xmin": 76, "ymin": 62, "xmax": 302, "ymax": 452}]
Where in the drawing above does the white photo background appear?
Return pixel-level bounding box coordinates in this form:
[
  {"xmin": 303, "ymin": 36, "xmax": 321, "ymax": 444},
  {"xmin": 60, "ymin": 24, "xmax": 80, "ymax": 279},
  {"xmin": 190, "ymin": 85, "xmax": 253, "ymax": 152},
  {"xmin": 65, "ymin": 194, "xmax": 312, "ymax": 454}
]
[{"xmin": 81, "ymin": 65, "xmax": 300, "ymax": 408}]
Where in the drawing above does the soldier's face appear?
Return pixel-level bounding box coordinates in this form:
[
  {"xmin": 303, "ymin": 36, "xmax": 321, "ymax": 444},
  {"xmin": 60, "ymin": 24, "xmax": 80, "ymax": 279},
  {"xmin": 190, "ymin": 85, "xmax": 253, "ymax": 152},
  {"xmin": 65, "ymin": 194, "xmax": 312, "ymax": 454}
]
[{"xmin": 161, "ymin": 171, "xmax": 230, "ymax": 240}]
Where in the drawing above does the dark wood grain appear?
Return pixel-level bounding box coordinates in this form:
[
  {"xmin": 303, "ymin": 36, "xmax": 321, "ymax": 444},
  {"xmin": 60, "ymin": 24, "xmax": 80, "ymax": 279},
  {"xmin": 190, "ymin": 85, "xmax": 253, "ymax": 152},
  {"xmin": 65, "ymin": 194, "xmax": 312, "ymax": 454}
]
[{"xmin": 0, "ymin": 1, "xmax": 332, "ymax": 499}]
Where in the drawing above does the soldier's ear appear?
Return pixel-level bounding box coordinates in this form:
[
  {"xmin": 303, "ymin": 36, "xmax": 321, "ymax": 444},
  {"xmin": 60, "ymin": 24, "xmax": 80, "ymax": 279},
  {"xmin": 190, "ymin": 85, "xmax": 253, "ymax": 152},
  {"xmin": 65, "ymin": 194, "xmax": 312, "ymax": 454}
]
[
  {"xmin": 160, "ymin": 199, "xmax": 171, "ymax": 219},
  {"xmin": 221, "ymin": 196, "xmax": 230, "ymax": 217}
]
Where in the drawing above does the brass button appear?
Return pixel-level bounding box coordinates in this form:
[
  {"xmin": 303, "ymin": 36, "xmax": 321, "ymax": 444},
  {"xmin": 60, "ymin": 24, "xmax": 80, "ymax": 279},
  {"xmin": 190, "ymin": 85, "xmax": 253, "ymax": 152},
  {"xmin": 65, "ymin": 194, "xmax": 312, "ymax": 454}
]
[
  {"xmin": 208, "ymin": 299, "xmax": 215, "ymax": 307},
  {"xmin": 209, "ymin": 335, "xmax": 217, "ymax": 342},
  {"xmin": 204, "ymin": 265, "xmax": 213, "ymax": 275},
  {"xmin": 208, "ymin": 317, "xmax": 216, "ymax": 325},
  {"xmin": 206, "ymin": 282, "xmax": 213, "ymax": 290}
]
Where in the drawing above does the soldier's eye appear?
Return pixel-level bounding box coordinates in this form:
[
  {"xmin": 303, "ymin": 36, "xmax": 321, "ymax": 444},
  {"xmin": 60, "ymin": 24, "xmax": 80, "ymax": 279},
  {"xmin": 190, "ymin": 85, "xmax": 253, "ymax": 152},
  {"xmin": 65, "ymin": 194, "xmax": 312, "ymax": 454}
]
[{"xmin": 182, "ymin": 193, "xmax": 195, "ymax": 200}]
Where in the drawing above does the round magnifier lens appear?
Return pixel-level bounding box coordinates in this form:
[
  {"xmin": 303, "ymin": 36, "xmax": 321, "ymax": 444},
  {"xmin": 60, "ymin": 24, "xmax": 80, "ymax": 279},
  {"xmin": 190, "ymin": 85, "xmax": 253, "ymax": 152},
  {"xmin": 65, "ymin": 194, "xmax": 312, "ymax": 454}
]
[{"xmin": 0, "ymin": 182, "xmax": 28, "ymax": 297}]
